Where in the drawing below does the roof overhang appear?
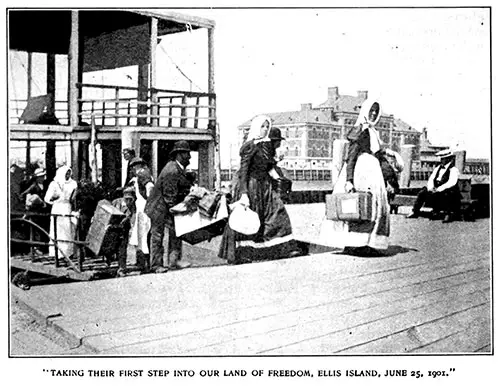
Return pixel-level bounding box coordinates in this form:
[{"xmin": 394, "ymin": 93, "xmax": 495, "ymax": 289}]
[{"xmin": 8, "ymin": 9, "xmax": 215, "ymax": 55}]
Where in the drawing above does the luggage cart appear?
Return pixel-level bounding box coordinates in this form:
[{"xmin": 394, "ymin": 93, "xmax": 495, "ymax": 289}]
[{"xmin": 10, "ymin": 202, "xmax": 128, "ymax": 289}]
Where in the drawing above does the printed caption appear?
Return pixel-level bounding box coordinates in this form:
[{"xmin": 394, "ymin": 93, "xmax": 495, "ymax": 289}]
[{"xmin": 42, "ymin": 368, "xmax": 457, "ymax": 379}]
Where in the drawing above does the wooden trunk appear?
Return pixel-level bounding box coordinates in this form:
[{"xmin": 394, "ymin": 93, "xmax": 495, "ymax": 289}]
[{"xmin": 86, "ymin": 200, "xmax": 125, "ymax": 256}]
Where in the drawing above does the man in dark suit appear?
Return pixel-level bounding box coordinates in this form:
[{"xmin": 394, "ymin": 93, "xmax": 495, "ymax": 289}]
[
  {"xmin": 122, "ymin": 148, "xmax": 136, "ymax": 186},
  {"xmin": 407, "ymin": 149, "xmax": 461, "ymax": 223},
  {"xmin": 145, "ymin": 141, "xmax": 193, "ymax": 273}
]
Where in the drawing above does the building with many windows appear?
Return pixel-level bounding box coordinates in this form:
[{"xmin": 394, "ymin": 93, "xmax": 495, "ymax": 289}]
[{"xmin": 237, "ymin": 86, "xmax": 423, "ymax": 180}]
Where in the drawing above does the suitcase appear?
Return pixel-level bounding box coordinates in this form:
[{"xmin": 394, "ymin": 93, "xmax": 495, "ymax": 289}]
[
  {"xmin": 86, "ymin": 200, "xmax": 126, "ymax": 255},
  {"xmin": 325, "ymin": 192, "xmax": 373, "ymax": 222}
]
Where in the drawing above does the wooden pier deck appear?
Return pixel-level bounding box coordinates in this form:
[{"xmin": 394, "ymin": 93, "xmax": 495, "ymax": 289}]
[{"xmin": 10, "ymin": 204, "xmax": 491, "ymax": 355}]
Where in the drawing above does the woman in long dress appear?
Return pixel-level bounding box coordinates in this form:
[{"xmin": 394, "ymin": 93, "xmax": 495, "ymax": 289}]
[
  {"xmin": 44, "ymin": 165, "xmax": 78, "ymax": 258},
  {"xmin": 128, "ymin": 167, "xmax": 154, "ymax": 272},
  {"xmin": 219, "ymin": 115, "xmax": 299, "ymax": 264},
  {"xmin": 320, "ymin": 98, "xmax": 390, "ymax": 255}
]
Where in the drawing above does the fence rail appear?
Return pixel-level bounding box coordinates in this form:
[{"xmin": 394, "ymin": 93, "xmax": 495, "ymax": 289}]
[{"xmin": 9, "ymin": 83, "xmax": 216, "ymax": 130}]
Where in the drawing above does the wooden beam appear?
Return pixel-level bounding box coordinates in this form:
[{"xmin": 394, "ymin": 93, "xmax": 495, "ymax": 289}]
[
  {"xmin": 45, "ymin": 140, "xmax": 56, "ymax": 183},
  {"xmin": 150, "ymin": 18, "xmax": 159, "ymax": 127},
  {"xmin": 68, "ymin": 10, "xmax": 79, "ymax": 127},
  {"xmin": 198, "ymin": 141, "xmax": 215, "ymax": 190},
  {"xmin": 151, "ymin": 140, "xmax": 158, "ymax": 178},
  {"xmin": 71, "ymin": 140, "xmax": 80, "ymax": 180},
  {"xmin": 134, "ymin": 10, "xmax": 216, "ymax": 29},
  {"xmin": 208, "ymin": 27, "xmax": 216, "ymax": 133},
  {"xmin": 137, "ymin": 65, "xmax": 149, "ymax": 126},
  {"xmin": 47, "ymin": 53, "xmax": 56, "ymax": 116},
  {"xmin": 27, "ymin": 52, "xmax": 32, "ymax": 99}
]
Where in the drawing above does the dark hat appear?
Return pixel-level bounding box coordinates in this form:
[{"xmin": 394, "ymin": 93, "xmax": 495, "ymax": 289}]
[
  {"xmin": 129, "ymin": 157, "xmax": 147, "ymax": 168},
  {"xmin": 123, "ymin": 186, "xmax": 136, "ymax": 199},
  {"xmin": 268, "ymin": 127, "xmax": 285, "ymax": 140},
  {"xmin": 170, "ymin": 140, "xmax": 191, "ymax": 155}
]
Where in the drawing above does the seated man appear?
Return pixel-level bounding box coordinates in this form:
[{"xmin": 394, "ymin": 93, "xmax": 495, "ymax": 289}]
[{"xmin": 407, "ymin": 149, "xmax": 461, "ymax": 223}]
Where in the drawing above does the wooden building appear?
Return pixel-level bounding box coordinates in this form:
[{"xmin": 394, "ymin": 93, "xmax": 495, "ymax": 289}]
[{"xmin": 9, "ymin": 9, "xmax": 217, "ymax": 189}]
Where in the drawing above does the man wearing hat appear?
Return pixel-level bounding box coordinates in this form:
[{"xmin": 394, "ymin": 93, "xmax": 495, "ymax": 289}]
[
  {"xmin": 122, "ymin": 148, "xmax": 136, "ymax": 186},
  {"xmin": 407, "ymin": 149, "xmax": 461, "ymax": 223},
  {"xmin": 145, "ymin": 140, "xmax": 193, "ymax": 273},
  {"xmin": 111, "ymin": 186, "xmax": 137, "ymax": 277}
]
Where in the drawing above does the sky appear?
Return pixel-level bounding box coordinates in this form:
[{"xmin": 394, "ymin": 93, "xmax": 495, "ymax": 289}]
[
  {"xmin": 7, "ymin": 6, "xmax": 491, "ymax": 166},
  {"xmin": 172, "ymin": 7, "xmax": 491, "ymax": 161}
]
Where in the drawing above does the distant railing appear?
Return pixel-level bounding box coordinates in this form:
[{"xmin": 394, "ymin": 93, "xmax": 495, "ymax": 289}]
[{"xmin": 77, "ymin": 83, "xmax": 216, "ymax": 130}]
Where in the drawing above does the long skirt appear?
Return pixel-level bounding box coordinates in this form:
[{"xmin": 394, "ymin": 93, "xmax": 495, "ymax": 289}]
[
  {"xmin": 319, "ymin": 152, "xmax": 390, "ymax": 250},
  {"xmin": 219, "ymin": 176, "xmax": 296, "ymax": 262},
  {"xmin": 49, "ymin": 200, "xmax": 76, "ymax": 257}
]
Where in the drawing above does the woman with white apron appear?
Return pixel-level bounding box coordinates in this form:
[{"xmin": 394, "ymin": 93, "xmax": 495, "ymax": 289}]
[
  {"xmin": 44, "ymin": 165, "xmax": 78, "ymax": 258},
  {"xmin": 320, "ymin": 98, "xmax": 390, "ymax": 255}
]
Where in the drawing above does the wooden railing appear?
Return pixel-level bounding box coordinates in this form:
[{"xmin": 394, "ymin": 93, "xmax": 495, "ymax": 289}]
[{"xmin": 77, "ymin": 83, "xmax": 216, "ymax": 130}]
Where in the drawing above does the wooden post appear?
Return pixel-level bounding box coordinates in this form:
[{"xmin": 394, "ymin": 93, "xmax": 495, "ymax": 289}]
[
  {"xmin": 46, "ymin": 140, "xmax": 56, "ymax": 183},
  {"xmin": 79, "ymin": 140, "xmax": 90, "ymax": 180},
  {"xmin": 454, "ymin": 150, "xmax": 467, "ymax": 174},
  {"xmin": 114, "ymin": 87, "xmax": 120, "ymax": 126},
  {"xmin": 194, "ymin": 96, "xmax": 200, "ymax": 129},
  {"xmin": 27, "ymin": 52, "xmax": 32, "ymax": 99},
  {"xmin": 168, "ymin": 97, "xmax": 173, "ymax": 127},
  {"xmin": 71, "ymin": 140, "xmax": 80, "ymax": 180},
  {"xmin": 208, "ymin": 27, "xmax": 216, "ymax": 132},
  {"xmin": 199, "ymin": 141, "xmax": 215, "ymax": 190},
  {"xmin": 90, "ymin": 117, "xmax": 98, "ymax": 183},
  {"xmin": 47, "ymin": 53, "xmax": 56, "ymax": 116},
  {"xmin": 400, "ymin": 144, "xmax": 415, "ymax": 188},
  {"xmin": 331, "ymin": 139, "xmax": 349, "ymax": 188},
  {"xmin": 68, "ymin": 10, "xmax": 79, "ymax": 127},
  {"xmin": 180, "ymin": 95, "xmax": 187, "ymax": 128},
  {"xmin": 137, "ymin": 65, "xmax": 149, "ymax": 126},
  {"xmin": 151, "ymin": 140, "xmax": 158, "ymax": 179},
  {"xmin": 150, "ymin": 18, "xmax": 159, "ymax": 127}
]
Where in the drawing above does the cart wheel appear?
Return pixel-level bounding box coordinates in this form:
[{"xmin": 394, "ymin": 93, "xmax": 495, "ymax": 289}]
[{"xmin": 12, "ymin": 271, "xmax": 31, "ymax": 291}]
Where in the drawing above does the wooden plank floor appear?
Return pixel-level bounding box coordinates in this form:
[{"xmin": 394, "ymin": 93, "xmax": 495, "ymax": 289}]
[{"xmin": 10, "ymin": 204, "xmax": 491, "ymax": 355}]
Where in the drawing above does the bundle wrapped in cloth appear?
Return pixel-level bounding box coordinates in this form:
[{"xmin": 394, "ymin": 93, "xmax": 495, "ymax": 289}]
[{"xmin": 172, "ymin": 187, "xmax": 228, "ymax": 244}]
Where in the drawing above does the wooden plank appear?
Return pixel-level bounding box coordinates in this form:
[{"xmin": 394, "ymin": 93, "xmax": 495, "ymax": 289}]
[
  {"xmin": 256, "ymin": 283, "xmax": 490, "ymax": 355},
  {"xmin": 410, "ymin": 316, "xmax": 491, "ymax": 353},
  {"xmin": 51, "ymin": 250, "xmax": 487, "ymax": 327},
  {"xmin": 95, "ymin": 270, "xmax": 489, "ymax": 354},
  {"xmin": 340, "ymin": 303, "xmax": 490, "ymax": 353},
  {"xmin": 106, "ymin": 277, "xmax": 489, "ymax": 355},
  {"xmin": 79, "ymin": 260, "xmax": 488, "ymax": 352}
]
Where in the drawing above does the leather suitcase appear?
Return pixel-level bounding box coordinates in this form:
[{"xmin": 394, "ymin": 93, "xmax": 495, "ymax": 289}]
[{"xmin": 325, "ymin": 192, "xmax": 372, "ymax": 221}]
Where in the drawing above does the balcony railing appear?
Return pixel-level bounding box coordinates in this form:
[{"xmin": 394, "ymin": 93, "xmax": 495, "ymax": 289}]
[
  {"xmin": 78, "ymin": 83, "xmax": 216, "ymax": 130},
  {"xmin": 9, "ymin": 83, "xmax": 216, "ymax": 131}
]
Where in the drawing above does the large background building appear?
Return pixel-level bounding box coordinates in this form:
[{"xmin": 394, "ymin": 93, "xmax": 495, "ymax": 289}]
[{"xmin": 236, "ymin": 86, "xmax": 423, "ymax": 181}]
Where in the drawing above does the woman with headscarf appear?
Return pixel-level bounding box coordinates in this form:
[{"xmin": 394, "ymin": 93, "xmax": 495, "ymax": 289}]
[
  {"xmin": 320, "ymin": 99, "xmax": 390, "ymax": 255},
  {"xmin": 128, "ymin": 166, "xmax": 154, "ymax": 272},
  {"xmin": 219, "ymin": 115, "xmax": 300, "ymax": 264},
  {"xmin": 44, "ymin": 165, "xmax": 78, "ymax": 258}
]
